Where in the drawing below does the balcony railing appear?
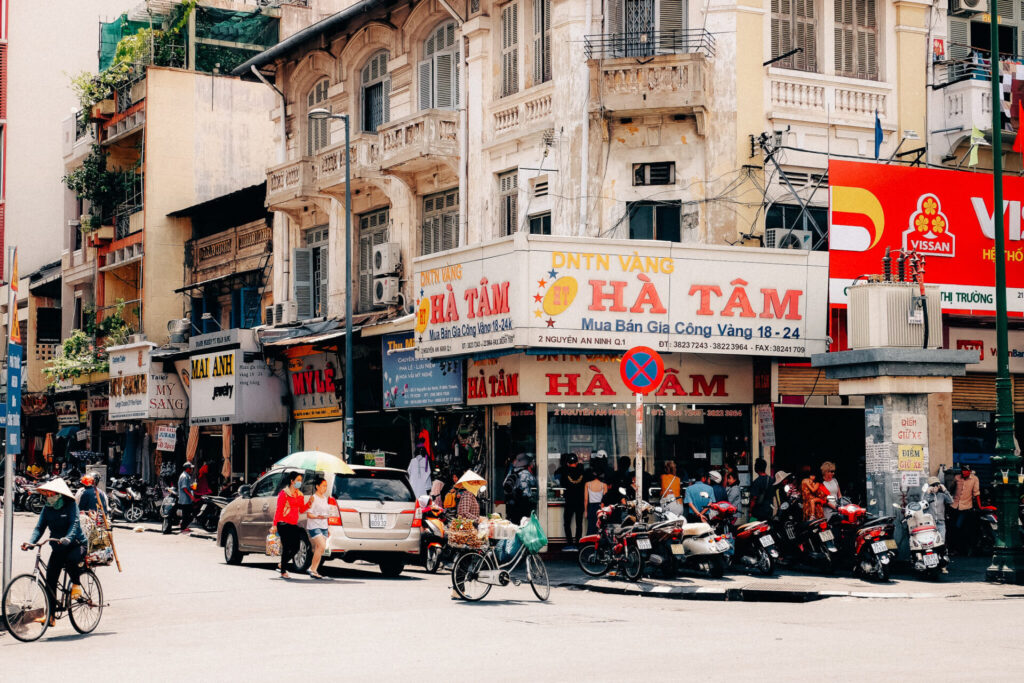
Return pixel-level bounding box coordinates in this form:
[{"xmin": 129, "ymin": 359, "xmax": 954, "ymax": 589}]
[
  {"xmin": 584, "ymin": 29, "xmax": 715, "ymax": 60},
  {"xmin": 266, "ymin": 158, "xmax": 318, "ymax": 212},
  {"xmin": 75, "ymin": 109, "xmax": 92, "ymax": 141},
  {"xmin": 114, "ymin": 173, "xmax": 144, "ymax": 240},
  {"xmin": 315, "ymin": 137, "xmax": 380, "ymax": 191},
  {"xmin": 378, "ymin": 110, "xmax": 458, "ymax": 172}
]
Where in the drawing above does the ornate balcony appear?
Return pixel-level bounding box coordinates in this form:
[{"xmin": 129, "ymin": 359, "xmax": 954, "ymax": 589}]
[
  {"xmin": 377, "ymin": 110, "xmax": 458, "ymax": 176},
  {"xmin": 585, "ymin": 30, "xmax": 713, "ymax": 126},
  {"xmin": 314, "ymin": 136, "xmax": 381, "ymax": 196},
  {"xmin": 266, "ymin": 158, "xmax": 318, "ymax": 214},
  {"xmin": 768, "ymin": 70, "xmax": 891, "ymax": 130}
]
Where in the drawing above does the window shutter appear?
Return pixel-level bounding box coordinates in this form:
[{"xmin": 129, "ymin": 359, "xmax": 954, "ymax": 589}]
[
  {"xmin": 834, "ymin": 0, "xmax": 852, "ymax": 76},
  {"xmin": 607, "ymin": 0, "xmax": 623, "ymax": 37},
  {"xmin": 861, "ymin": 0, "xmax": 877, "ymax": 80},
  {"xmin": 436, "ymin": 52, "xmax": 454, "ymax": 109},
  {"xmin": 770, "ymin": 0, "xmax": 781, "ymax": 61},
  {"xmin": 318, "ymin": 246, "xmax": 329, "ymax": 316},
  {"xmin": 442, "ymin": 212, "xmax": 458, "ymax": 251},
  {"xmin": 454, "ymin": 50, "xmax": 461, "ymax": 107},
  {"xmin": 418, "ymin": 59, "xmax": 433, "ymax": 110},
  {"xmin": 240, "ymin": 287, "xmax": 261, "ymax": 328},
  {"xmin": 794, "ymin": 0, "xmax": 814, "ymax": 72},
  {"xmin": 293, "ymin": 247, "xmax": 314, "ymax": 319},
  {"xmin": 948, "ymin": 18, "xmax": 969, "ymax": 62},
  {"xmin": 359, "ymin": 231, "xmax": 372, "ymax": 310},
  {"xmin": 533, "ymin": 0, "xmax": 550, "ymax": 83},
  {"xmin": 658, "ymin": 0, "xmax": 685, "ymax": 52},
  {"xmin": 502, "ymin": 3, "xmax": 519, "ymax": 97},
  {"xmin": 999, "ymin": 0, "xmax": 1014, "ymax": 20},
  {"xmin": 422, "ymin": 215, "xmax": 438, "ymax": 255}
]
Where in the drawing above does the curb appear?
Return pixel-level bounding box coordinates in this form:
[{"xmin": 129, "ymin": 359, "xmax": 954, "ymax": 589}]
[{"xmin": 560, "ymin": 579, "xmax": 949, "ymax": 602}]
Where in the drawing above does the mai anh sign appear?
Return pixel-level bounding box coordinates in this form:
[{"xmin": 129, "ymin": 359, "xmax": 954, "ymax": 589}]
[
  {"xmin": 413, "ymin": 234, "xmax": 828, "ymax": 359},
  {"xmin": 829, "ymin": 160, "xmax": 1024, "ymax": 316},
  {"xmin": 108, "ymin": 342, "xmax": 187, "ymax": 421},
  {"xmin": 188, "ymin": 330, "xmax": 287, "ymax": 426}
]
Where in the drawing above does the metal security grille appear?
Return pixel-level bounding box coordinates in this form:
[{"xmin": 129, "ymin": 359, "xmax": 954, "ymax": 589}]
[{"xmin": 624, "ymin": 0, "xmax": 655, "ymax": 56}]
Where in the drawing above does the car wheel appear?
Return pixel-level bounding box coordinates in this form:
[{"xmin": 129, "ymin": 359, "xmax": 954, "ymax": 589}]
[
  {"xmin": 379, "ymin": 558, "xmax": 405, "ymax": 578},
  {"xmin": 223, "ymin": 527, "xmax": 243, "ymax": 565},
  {"xmin": 294, "ymin": 535, "xmax": 313, "ymax": 573}
]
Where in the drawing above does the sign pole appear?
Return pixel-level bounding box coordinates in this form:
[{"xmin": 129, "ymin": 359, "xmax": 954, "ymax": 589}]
[
  {"xmin": 635, "ymin": 391, "xmax": 643, "ymax": 508},
  {"xmin": 3, "ymin": 247, "xmax": 21, "ymax": 592}
]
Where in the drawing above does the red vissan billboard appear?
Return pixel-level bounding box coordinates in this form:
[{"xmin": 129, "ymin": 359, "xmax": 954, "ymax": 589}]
[{"xmin": 829, "ymin": 160, "xmax": 1024, "ymax": 317}]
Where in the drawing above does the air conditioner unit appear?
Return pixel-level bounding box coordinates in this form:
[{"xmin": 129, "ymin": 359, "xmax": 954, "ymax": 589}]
[
  {"xmin": 274, "ymin": 300, "xmax": 298, "ymax": 325},
  {"xmin": 167, "ymin": 318, "xmax": 190, "ymax": 344},
  {"xmin": 951, "ymin": 0, "xmax": 984, "ymax": 15},
  {"xmin": 373, "ymin": 276, "xmax": 400, "ymax": 306},
  {"xmin": 264, "ymin": 305, "xmax": 275, "ymax": 326},
  {"xmin": 847, "ymin": 282, "xmax": 942, "ymax": 350},
  {"xmin": 765, "ymin": 228, "xmax": 813, "ymax": 250},
  {"xmin": 373, "ymin": 242, "xmax": 402, "ymax": 276}
]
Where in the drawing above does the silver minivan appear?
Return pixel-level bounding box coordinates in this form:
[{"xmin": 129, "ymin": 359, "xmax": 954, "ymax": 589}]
[{"xmin": 217, "ymin": 466, "xmax": 421, "ymax": 577}]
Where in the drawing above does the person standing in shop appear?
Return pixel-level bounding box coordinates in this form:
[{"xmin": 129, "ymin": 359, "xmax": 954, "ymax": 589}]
[
  {"xmin": 584, "ymin": 469, "xmax": 608, "ymax": 535},
  {"xmin": 176, "ymin": 461, "xmax": 199, "ymax": 533},
  {"xmin": 950, "ymin": 464, "xmax": 981, "ymax": 555},
  {"xmin": 748, "ymin": 458, "xmax": 773, "ymax": 521},
  {"xmin": 505, "ymin": 453, "xmax": 538, "ymax": 524},
  {"xmin": 558, "ymin": 454, "xmax": 585, "ymax": 550}
]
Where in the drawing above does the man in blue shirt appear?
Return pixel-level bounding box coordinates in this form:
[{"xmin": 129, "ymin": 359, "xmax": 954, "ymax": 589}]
[
  {"xmin": 176, "ymin": 461, "xmax": 199, "ymax": 533},
  {"xmin": 684, "ymin": 471, "xmax": 715, "ymax": 522}
]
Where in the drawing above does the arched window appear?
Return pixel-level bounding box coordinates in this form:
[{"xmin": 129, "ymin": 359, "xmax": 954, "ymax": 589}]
[
  {"xmin": 361, "ymin": 51, "xmax": 390, "ymax": 133},
  {"xmin": 306, "ymin": 78, "xmax": 331, "ymax": 156},
  {"xmin": 419, "ymin": 22, "xmax": 459, "ymax": 110}
]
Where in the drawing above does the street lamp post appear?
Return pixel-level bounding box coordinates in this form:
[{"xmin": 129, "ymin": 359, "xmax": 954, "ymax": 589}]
[
  {"xmin": 308, "ymin": 108, "xmax": 355, "ymax": 462},
  {"xmin": 986, "ymin": 3, "xmax": 1024, "ymax": 584}
]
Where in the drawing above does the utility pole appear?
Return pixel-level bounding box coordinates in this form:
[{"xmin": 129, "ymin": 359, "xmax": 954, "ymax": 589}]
[{"xmin": 986, "ymin": 1, "xmax": 1024, "ymax": 584}]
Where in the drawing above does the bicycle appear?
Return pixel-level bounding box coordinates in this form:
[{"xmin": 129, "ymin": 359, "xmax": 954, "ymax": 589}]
[
  {"xmin": 2, "ymin": 540, "xmax": 104, "ymax": 642},
  {"xmin": 451, "ymin": 536, "xmax": 550, "ymax": 602}
]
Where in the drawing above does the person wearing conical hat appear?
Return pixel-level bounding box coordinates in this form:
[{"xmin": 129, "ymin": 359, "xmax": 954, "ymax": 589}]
[
  {"xmin": 22, "ymin": 478, "xmax": 88, "ymax": 625},
  {"xmin": 454, "ymin": 470, "xmax": 485, "ymax": 520}
]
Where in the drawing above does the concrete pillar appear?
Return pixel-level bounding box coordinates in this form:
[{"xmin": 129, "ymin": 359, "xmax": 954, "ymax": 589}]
[{"xmin": 928, "ymin": 392, "xmax": 954, "ymax": 476}]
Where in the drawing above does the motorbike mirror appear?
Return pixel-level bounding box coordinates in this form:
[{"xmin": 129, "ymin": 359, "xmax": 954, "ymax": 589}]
[
  {"xmin": 618, "ymin": 487, "xmax": 627, "ymax": 495},
  {"xmin": 417, "ymin": 494, "xmax": 431, "ymax": 508}
]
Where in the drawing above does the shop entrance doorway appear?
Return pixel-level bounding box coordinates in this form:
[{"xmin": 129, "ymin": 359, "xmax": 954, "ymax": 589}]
[{"xmin": 773, "ymin": 407, "xmax": 866, "ymax": 504}]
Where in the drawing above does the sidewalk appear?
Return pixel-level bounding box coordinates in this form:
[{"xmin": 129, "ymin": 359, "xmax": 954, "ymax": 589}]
[{"xmin": 544, "ymin": 554, "xmax": 1024, "ymax": 602}]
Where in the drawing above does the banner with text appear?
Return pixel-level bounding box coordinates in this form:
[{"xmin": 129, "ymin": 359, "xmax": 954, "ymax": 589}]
[
  {"xmin": 413, "ymin": 235, "xmax": 828, "ymax": 359},
  {"xmin": 381, "ymin": 332, "xmax": 463, "ymax": 408},
  {"xmin": 108, "ymin": 342, "xmax": 187, "ymax": 420}
]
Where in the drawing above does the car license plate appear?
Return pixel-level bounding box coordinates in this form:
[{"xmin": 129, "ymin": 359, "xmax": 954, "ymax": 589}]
[
  {"xmin": 872, "ymin": 540, "xmax": 888, "ymax": 554},
  {"xmin": 670, "ymin": 543, "xmax": 686, "ymax": 555},
  {"xmin": 716, "ymin": 540, "xmax": 730, "ymax": 551},
  {"xmin": 636, "ymin": 537, "xmax": 652, "ymax": 550},
  {"xmin": 923, "ymin": 553, "xmax": 939, "ymax": 568},
  {"xmin": 369, "ymin": 513, "xmax": 387, "ymax": 529},
  {"xmin": 759, "ymin": 535, "xmax": 774, "ymax": 547},
  {"xmin": 819, "ymin": 530, "xmax": 834, "ymax": 542}
]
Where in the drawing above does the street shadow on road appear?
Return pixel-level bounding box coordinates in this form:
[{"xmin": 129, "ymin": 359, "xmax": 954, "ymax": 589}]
[{"xmin": 40, "ymin": 630, "xmax": 118, "ymax": 643}]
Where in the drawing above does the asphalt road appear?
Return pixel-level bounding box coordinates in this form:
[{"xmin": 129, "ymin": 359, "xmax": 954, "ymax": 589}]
[{"xmin": 1, "ymin": 512, "xmax": 1022, "ymax": 681}]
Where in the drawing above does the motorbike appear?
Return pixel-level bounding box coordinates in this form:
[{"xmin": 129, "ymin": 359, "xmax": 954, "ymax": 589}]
[
  {"xmin": 648, "ymin": 497, "xmax": 730, "ymax": 578},
  {"xmin": 975, "ymin": 505, "xmax": 998, "ymax": 555},
  {"xmin": 109, "ymin": 476, "xmax": 147, "ymax": 523},
  {"xmin": 894, "ymin": 500, "xmax": 948, "ymax": 580},
  {"xmin": 160, "ymin": 487, "xmax": 179, "ymax": 534},
  {"xmin": 829, "ymin": 498, "xmax": 896, "ymax": 581},
  {"xmin": 705, "ymin": 499, "xmax": 777, "ymax": 576},
  {"xmin": 769, "ymin": 486, "xmax": 839, "ymax": 573},
  {"xmin": 577, "ymin": 500, "xmax": 648, "ymax": 582},
  {"xmin": 417, "ymin": 495, "xmax": 462, "ymax": 573},
  {"xmin": 193, "ymin": 494, "xmax": 231, "ymax": 533}
]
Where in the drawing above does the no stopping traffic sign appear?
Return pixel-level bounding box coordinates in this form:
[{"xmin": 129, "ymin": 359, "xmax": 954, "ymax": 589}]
[{"xmin": 619, "ymin": 346, "xmax": 664, "ymax": 395}]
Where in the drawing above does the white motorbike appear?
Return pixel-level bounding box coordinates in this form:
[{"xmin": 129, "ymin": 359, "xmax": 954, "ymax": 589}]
[
  {"xmin": 894, "ymin": 500, "xmax": 948, "ymax": 580},
  {"xmin": 650, "ymin": 491, "xmax": 730, "ymax": 579}
]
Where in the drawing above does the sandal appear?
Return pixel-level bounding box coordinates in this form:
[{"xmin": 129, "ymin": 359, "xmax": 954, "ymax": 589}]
[{"xmin": 310, "ymin": 571, "xmax": 323, "ymax": 580}]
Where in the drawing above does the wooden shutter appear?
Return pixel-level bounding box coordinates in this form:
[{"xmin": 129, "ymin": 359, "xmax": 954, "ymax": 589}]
[
  {"xmin": 502, "ymin": 3, "xmax": 519, "ymax": 97},
  {"xmin": 240, "ymin": 287, "xmax": 261, "ymax": 328},
  {"xmin": 359, "ymin": 231, "xmax": 373, "ymax": 310},
  {"xmin": 442, "ymin": 212, "xmax": 458, "ymax": 251},
  {"xmin": 418, "ymin": 59, "xmax": 433, "ymax": 110},
  {"xmin": 293, "ymin": 247, "xmax": 314, "ymax": 319},
  {"xmin": 454, "ymin": 49, "xmax": 461, "ymax": 107},
  {"xmin": 658, "ymin": 0, "xmax": 684, "ymax": 52},
  {"xmin": 952, "ymin": 375, "xmax": 998, "ymax": 412},
  {"xmin": 534, "ymin": 0, "xmax": 551, "ymax": 83},
  {"xmin": 793, "ymin": 0, "xmax": 815, "ymax": 72},
  {"xmin": 777, "ymin": 366, "xmax": 840, "ymax": 397},
  {"xmin": 948, "ymin": 17, "xmax": 969, "ymax": 62},
  {"xmin": 383, "ymin": 76, "xmax": 391, "ymax": 125},
  {"xmin": 436, "ymin": 52, "xmax": 454, "ymax": 109},
  {"xmin": 999, "ymin": 0, "xmax": 1014, "ymax": 20},
  {"xmin": 422, "ymin": 215, "xmax": 439, "ymax": 255},
  {"xmin": 855, "ymin": 0, "xmax": 877, "ymax": 80},
  {"xmin": 834, "ymin": 0, "xmax": 852, "ymax": 77}
]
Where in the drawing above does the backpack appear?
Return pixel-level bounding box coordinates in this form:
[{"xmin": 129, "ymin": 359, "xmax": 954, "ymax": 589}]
[{"xmin": 502, "ymin": 469, "xmax": 519, "ymax": 499}]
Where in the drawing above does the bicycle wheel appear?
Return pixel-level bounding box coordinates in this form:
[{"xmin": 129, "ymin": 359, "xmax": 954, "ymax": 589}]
[
  {"xmin": 451, "ymin": 552, "xmax": 493, "ymax": 601},
  {"xmin": 68, "ymin": 569, "xmax": 103, "ymax": 634},
  {"xmin": 578, "ymin": 545, "xmax": 611, "ymax": 577},
  {"xmin": 2, "ymin": 574, "xmax": 50, "ymax": 642},
  {"xmin": 526, "ymin": 553, "xmax": 550, "ymax": 602}
]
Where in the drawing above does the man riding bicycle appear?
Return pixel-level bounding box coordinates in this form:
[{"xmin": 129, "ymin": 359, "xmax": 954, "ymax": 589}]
[{"xmin": 21, "ymin": 477, "xmax": 87, "ymax": 626}]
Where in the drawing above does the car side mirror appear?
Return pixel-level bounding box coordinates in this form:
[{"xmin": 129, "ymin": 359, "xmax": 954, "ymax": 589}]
[{"xmin": 239, "ymin": 485, "xmax": 252, "ymax": 498}]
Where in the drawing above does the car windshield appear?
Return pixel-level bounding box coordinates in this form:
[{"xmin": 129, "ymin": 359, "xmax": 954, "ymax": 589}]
[{"xmin": 333, "ymin": 470, "xmax": 415, "ymax": 503}]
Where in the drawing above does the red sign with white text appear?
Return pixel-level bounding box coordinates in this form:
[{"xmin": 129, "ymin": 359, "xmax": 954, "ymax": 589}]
[{"xmin": 829, "ymin": 160, "xmax": 1024, "ymax": 316}]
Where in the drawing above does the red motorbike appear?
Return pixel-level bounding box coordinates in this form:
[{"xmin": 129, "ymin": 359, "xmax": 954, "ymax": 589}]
[{"xmin": 577, "ymin": 503, "xmax": 647, "ymax": 582}]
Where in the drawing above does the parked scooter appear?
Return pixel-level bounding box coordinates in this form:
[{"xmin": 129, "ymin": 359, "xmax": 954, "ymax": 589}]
[
  {"xmin": 160, "ymin": 487, "xmax": 179, "ymax": 534},
  {"xmin": 894, "ymin": 500, "xmax": 948, "ymax": 580},
  {"xmin": 828, "ymin": 497, "xmax": 896, "ymax": 581},
  {"xmin": 577, "ymin": 499, "xmax": 648, "ymax": 582},
  {"xmin": 193, "ymin": 495, "xmax": 231, "ymax": 533},
  {"xmin": 648, "ymin": 499, "xmax": 730, "ymax": 578},
  {"xmin": 109, "ymin": 476, "xmax": 147, "ymax": 523}
]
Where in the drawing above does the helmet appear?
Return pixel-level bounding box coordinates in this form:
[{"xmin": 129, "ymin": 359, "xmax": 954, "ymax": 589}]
[
  {"xmin": 80, "ymin": 474, "xmax": 95, "ymax": 487},
  {"xmin": 183, "ymin": 461, "xmax": 194, "ymax": 470},
  {"xmin": 708, "ymin": 470, "xmax": 723, "ymax": 484},
  {"xmin": 566, "ymin": 453, "xmax": 579, "ymax": 466}
]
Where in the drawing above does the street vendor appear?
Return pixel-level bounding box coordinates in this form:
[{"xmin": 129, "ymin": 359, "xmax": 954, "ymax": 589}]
[{"xmin": 455, "ymin": 470, "xmax": 485, "ymax": 520}]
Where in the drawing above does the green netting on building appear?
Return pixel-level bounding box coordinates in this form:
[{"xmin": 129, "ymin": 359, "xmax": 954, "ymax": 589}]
[
  {"xmin": 99, "ymin": 14, "xmax": 152, "ymax": 71},
  {"xmin": 195, "ymin": 7, "xmax": 278, "ymax": 48}
]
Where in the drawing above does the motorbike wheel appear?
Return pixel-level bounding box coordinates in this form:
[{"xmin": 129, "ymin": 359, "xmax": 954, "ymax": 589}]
[
  {"xmin": 124, "ymin": 503, "xmax": 144, "ymax": 524},
  {"xmin": 578, "ymin": 545, "xmax": 611, "ymax": 577},
  {"xmin": 707, "ymin": 555, "xmax": 725, "ymax": 579},
  {"xmin": 425, "ymin": 545, "xmax": 443, "ymax": 574},
  {"xmin": 757, "ymin": 550, "xmax": 774, "ymax": 576},
  {"xmin": 660, "ymin": 551, "xmax": 677, "ymax": 580},
  {"xmin": 875, "ymin": 558, "xmax": 890, "ymax": 583},
  {"xmin": 202, "ymin": 512, "xmax": 219, "ymax": 533},
  {"xmin": 28, "ymin": 494, "xmax": 44, "ymax": 514},
  {"xmin": 622, "ymin": 546, "xmax": 644, "ymax": 582},
  {"xmin": 161, "ymin": 515, "xmax": 174, "ymax": 535}
]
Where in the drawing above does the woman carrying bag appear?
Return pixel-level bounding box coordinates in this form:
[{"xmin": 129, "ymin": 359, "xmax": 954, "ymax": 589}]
[{"xmin": 270, "ymin": 471, "xmax": 310, "ymax": 578}]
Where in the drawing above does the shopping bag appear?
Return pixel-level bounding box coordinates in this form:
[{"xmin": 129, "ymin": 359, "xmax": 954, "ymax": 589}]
[
  {"xmin": 265, "ymin": 532, "xmax": 282, "ymax": 557},
  {"xmin": 515, "ymin": 511, "xmax": 548, "ymax": 554}
]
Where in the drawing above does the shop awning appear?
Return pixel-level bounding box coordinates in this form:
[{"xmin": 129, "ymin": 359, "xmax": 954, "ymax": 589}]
[
  {"xmin": 174, "ymin": 268, "xmax": 262, "ymax": 294},
  {"xmin": 261, "ymin": 328, "xmax": 355, "ymax": 348},
  {"xmin": 359, "ymin": 312, "xmax": 415, "ymax": 338}
]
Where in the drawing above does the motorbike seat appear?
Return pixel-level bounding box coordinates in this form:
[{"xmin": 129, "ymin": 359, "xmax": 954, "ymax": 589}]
[
  {"xmin": 911, "ymin": 524, "xmax": 936, "ymax": 533},
  {"xmin": 682, "ymin": 522, "xmax": 712, "ymax": 536},
  {"xmin": 799, "ymin": 519, "xmax": 825, "ymax": 531},
  {"xmin": 736, "ymin": 521, "xmax": 763, "ymax": 532}
]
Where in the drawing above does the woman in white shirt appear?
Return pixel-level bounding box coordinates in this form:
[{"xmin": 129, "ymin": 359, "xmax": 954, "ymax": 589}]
[
  {"xmin": 820, "ymin": 462, "xmax": 842, "ymax": 519},
  {"xmin": 306, "ymin": 476, "xmax": 333, "ymax": 579}
]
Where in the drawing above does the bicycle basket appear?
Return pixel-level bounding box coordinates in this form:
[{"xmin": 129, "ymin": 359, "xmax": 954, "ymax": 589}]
[
  {"xmin": 515, "ymin": 512, "xmax": 547, "ymax": 553},
  {"xmin": 86, "ymin": 547, "xmax": 114, "ymax": 567},
  {"xmin": 494, "ymin": 535, "xmax": 523, "ymax": 563}
]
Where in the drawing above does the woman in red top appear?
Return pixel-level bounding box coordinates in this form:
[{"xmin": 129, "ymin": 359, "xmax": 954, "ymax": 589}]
[{"xmin": 270, "ymin": 471, "xmax": 310, "ymax": 578}]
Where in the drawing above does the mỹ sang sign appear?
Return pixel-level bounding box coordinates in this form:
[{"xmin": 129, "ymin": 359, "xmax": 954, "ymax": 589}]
[
  {"xmin": 108, "ymin": 342, "xmax": 188, "ymax": 420},
  {"xmin": 412, "ymin": 234, "xmax": 828, "ymax": 359}
]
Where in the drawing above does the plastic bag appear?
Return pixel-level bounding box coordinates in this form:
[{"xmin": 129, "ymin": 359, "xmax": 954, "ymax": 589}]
[
  {"xmin": 494, "ymin": 535, "xmax": 523, "ymax": 564},
  {"xmin": 265, "ymin": 532, "xmax": 282, "ymax": 557},
  {"xmin": 515, "ymin": 511, "xmax": 547, "ymax": 553}
]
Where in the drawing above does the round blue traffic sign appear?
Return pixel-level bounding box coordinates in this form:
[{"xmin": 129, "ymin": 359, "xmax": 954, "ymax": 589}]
[{"xmin": 619, "ymin": 346, "xmax": 664, "ymax": 395}]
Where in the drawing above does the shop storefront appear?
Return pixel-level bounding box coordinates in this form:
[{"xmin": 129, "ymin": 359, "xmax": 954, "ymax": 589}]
[
  {"xmin": 108, "ymin": 341, "xmax": 188, "ymax": 480},
  {"xmin": 188, "ymin": 329, "xmax": 287, "ymax": 481},
  {"xmin": 413, "ymin": 234, "xmax": 829, "ymax": 539}
]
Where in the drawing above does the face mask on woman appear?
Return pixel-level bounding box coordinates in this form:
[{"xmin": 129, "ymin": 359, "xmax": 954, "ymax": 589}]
[
  {"xmin": 44, "ymin": 494, "xmax": 61, "ymax": 507},
  {"xmin": 293, "ymin": 480, "xmax": 303, "ymax": 491}
]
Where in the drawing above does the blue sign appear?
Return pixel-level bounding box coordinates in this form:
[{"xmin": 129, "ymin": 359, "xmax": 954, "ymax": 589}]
[
  {"xmin": 6, "ymin": 343, "xmax": 22, "ymax": 454},
  {"xmin": 382, "ymin": 332, "xmax": 462, "ymax": 408}
]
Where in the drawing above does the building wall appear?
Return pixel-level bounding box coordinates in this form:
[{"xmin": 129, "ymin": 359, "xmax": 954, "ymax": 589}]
[{"xmin": 142, "ymin": 67, "xmax": 276, "ymax": 342}]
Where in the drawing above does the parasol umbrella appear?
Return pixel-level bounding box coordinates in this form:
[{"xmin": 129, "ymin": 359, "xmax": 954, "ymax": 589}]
[
  {"xmin": 274, "ymin": 450, "xmax": 355, "ymax": 475},
  {"xmin": 455, "ymin": 470, "xmax": 486, "ymax": 496}
]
